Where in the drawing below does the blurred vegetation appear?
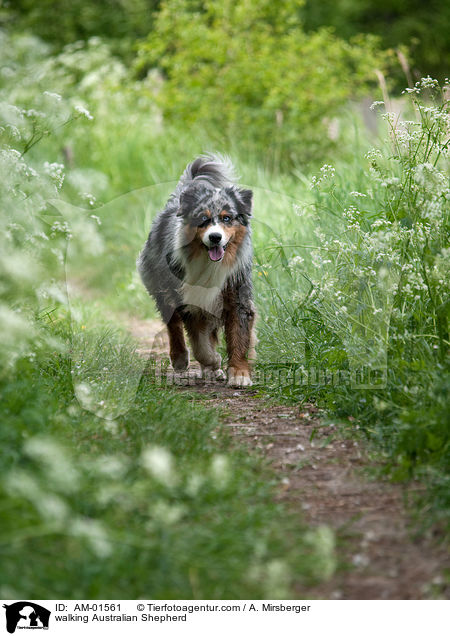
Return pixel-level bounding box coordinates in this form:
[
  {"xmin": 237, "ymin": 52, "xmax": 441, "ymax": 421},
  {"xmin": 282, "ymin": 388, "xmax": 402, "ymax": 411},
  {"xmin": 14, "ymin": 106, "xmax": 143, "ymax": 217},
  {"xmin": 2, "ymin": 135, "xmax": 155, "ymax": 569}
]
[
  {"xmin": 1, "ymin": 314, "xmax": 334, "ymax": 598},
  {"xmin": 1, "ymin": 0, "xmax": 158, "ymax": 58},
  {"xmin": 6, "ymin": 0, "xmax": 450, "ymax": 84},
  {"xmin": 301, "ymin": 0, "xmax": 450, "ymax": 83},
  {"xmin": 1, "ymin": 0, "xmax": 449, "ymax": 598}
]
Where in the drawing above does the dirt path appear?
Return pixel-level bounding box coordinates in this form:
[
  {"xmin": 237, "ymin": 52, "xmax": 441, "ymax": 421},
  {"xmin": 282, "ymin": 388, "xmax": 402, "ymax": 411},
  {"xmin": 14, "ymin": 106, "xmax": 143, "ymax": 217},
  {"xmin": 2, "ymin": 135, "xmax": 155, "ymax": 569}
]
[{"xmin": 128, "ymin": 316, "xmax": 449, "ymax": 600}]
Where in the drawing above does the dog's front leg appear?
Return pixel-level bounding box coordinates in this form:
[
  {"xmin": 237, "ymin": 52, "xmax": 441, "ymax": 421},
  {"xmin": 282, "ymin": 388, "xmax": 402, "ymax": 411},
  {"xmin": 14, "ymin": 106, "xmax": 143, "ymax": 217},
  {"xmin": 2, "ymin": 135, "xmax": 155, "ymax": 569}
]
[{"xmin": 224, "ymin": 299, "xmax": 255, "ymax": 387}]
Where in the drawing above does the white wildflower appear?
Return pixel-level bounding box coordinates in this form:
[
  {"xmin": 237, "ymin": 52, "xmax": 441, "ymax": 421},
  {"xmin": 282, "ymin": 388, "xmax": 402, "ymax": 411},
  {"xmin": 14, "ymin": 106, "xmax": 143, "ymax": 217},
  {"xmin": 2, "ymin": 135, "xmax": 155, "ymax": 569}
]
[
  {"xmin": 74, "ymin": 104, "xmax": 93, "ymax": 120},
  {"xmin": 141, "ymin": 446, "xmax": 176, "ymax": 486},
  {"xmin": 43, "ymin": 91, "xmax": 62, "ymax": 102},
  {"xmin": 25, "ymin": 108, "xmax": 45, "ymax": 119},
  {"xmin": 43, "ymin": 161, "xmax": 65, "ymax": 189},
  {"xmin": 75, "ymin": 382, "xmax": 94, "ymax": 410},
  {"xmin": 82, "ymin": 192, "xmax": 96, "ymax": 206},
  {"xmin": 289, "ymin": 255, "xmax": 304, "ymax": 267},
  {"xmin": 310, "ymin": 164, "xmax": 335, "ymax": 189},
  {"xmin": 24, "ymin": 437, "xmax": 80, "ymax": 492},
  {"xmin": 349, "ymin": 191, "xmax": 367, "ymax": 198},
  {"xmin": 151, "ymin": 501, "xmax": 186, "ymax": 525},
  {"xmin": 420, "ymin": 76, "xmax": 439, "ymax": 90},
  {"xmin": 185, "ymin": 472, "xmax": 205, "ymax": 496},
  {"xmin": 94, "ymin": 455, "xmax": 127, "ymax": 479},
  {"xmin": 70, "ymin": 518, "xmax": 112, "ymax": 558},
  {"xmin": 36, "ymin": 494, "xmax": 69, "ymax": 523},
  {"xmin": 210, "ymin": 454, "xmax": 231, "ymax": 488}
]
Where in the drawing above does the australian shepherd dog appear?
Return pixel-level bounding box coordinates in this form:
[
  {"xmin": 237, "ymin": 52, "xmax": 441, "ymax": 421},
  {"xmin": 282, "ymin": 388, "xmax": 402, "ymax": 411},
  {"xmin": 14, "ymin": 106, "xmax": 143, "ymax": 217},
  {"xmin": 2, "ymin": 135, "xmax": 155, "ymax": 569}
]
[{"xmin": 137, "ymin": 154, "xmax": 256, "ymax": 387}]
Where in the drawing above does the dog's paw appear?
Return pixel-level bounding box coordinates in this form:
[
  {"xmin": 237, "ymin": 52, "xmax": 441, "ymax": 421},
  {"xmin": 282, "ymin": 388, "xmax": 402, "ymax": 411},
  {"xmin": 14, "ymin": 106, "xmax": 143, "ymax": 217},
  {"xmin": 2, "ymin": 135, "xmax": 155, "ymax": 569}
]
[
  {"xmin": 227, "ymin": 368, "xmax": 252, "ymax": 387},
  {"xmin": 214, "ymin": 368, "xmax": 226, "ymax": 381},
  {"xmin": 170, "ymin": 369, "xmax": 190, "ymax": 383},
  {"xmin": 171, "ymin": 350, "xmax": 189, "ymax": 371},
  {"xmin": 201, "ymin": 367, "xmax": 226, "ymax": 381}
]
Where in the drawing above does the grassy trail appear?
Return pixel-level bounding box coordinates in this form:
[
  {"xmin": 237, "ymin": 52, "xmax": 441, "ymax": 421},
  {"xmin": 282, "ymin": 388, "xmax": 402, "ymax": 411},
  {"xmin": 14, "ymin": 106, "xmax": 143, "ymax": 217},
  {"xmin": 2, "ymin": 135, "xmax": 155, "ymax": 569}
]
[{"xmin": 128, "ymin": 315, "xmax": 449, "ymax": 599}]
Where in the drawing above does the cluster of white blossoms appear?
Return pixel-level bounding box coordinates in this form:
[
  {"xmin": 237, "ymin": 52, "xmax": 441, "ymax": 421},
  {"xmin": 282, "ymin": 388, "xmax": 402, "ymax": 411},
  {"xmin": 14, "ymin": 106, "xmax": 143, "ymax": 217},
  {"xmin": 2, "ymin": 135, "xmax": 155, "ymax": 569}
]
[
  {"xmin": 402, "ymin": 76, "xmax": 442, "ymax": 94},
  {"xmin": 50, "ymin": 219, "xmax": 72, "ymax": 239},
  {"xmin": 43, "ymin": 161, "xmax": 65, "ymax": 190},
  {"xmin": 141, "ymin": 445, "xmax": 176, "ymax": 487},
  {"xmin": 289, "ymin": 255, "xmax": 305, "ymax": 267},
  {"xmin": 74, "ymin": 104, "xmax": 93, "ymax": 120},
  {"xmin": 310, "ymin": 164, "xmax": 336, "ymax": 189},
  {"xmin": 303, "ymin": 80, "xmax": 449, "ymax": 360}
]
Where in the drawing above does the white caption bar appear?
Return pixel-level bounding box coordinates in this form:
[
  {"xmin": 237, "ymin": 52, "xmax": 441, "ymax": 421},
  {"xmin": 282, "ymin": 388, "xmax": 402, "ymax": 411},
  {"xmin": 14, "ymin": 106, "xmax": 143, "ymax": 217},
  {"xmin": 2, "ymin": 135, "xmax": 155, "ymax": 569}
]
[{"xmin": 1, "ymin": 600, "xmax": 448, "ymax": 635}]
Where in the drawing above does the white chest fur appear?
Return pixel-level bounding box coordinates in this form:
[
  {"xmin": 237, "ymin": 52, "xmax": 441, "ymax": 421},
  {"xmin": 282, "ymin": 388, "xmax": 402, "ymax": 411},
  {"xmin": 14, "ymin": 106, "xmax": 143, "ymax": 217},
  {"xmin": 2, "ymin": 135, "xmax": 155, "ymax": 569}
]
[{"xmin": 181, "ymin": 257, "xmax": 230, "ymax": 316}]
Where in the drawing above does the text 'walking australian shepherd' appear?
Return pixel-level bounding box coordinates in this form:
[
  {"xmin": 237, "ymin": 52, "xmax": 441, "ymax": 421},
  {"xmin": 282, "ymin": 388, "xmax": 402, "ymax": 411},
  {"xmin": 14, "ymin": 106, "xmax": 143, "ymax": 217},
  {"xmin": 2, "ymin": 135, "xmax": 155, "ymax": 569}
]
[{"xmin": 138, "ymin": 154, "xmax": 256, "ymax": 386}]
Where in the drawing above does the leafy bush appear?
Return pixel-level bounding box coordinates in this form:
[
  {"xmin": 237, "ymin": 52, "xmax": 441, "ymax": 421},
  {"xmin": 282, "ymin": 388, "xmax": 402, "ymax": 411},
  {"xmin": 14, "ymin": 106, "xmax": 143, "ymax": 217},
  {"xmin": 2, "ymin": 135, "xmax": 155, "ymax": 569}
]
[
  {"xmin": 136, "ymin": 0, "xmax": 389, "ymax": 166},
  {"xmin": 4, "ymin": 0, "xmax": 158, "ymax": 56},
  {"xmin": 301, "ymin": 0, "xmax": 450, "ymax": 83}
]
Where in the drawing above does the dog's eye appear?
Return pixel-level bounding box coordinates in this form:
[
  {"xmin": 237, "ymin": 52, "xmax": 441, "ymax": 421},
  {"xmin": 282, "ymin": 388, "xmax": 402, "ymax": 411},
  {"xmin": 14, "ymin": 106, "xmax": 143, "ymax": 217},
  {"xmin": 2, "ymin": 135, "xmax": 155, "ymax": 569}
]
[
  {"xmin": 222, "ymin": 215, "xmax": 232, "ymax": 223},
  {"xmin": 198, "ymin": 215, "xmax": 210, "ymax": 226}
]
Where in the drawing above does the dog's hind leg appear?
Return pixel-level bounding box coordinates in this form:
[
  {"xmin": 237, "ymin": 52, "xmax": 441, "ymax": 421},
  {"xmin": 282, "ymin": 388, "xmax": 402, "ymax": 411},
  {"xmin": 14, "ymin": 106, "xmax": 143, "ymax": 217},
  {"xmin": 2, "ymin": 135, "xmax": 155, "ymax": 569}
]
[
  {"xmin": 167, "ymin": 311, "xmax": 189, "ymax": 371},
  {"xmin": 185, "ymin": 317, "xmax": 224, "ymax": 380}
]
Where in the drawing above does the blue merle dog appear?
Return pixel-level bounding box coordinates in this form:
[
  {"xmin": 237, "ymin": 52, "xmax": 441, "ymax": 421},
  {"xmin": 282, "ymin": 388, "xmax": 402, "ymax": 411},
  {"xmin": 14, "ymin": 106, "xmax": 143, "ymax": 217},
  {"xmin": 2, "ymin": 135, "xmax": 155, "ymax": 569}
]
[{"xmin": 137, "ymin": 154, "xmax": 256, "ymax": 386}]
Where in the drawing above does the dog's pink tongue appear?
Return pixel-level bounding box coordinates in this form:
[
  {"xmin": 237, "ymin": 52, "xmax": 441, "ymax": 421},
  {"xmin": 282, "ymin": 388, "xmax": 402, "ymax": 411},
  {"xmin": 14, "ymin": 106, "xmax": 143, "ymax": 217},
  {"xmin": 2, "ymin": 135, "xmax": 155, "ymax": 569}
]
[{"xmin": 208, "ymin": 246, "xmax": 224, "ymax": 261}]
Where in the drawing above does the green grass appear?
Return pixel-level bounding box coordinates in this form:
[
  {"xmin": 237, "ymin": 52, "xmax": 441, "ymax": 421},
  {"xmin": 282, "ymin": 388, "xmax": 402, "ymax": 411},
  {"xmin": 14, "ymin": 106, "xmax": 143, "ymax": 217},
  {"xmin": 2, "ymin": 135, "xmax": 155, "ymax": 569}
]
[
  {"xmin": 21, "ymin": 88, "xmax": 450, "ymax": 535},
  {"xmin": 0, "ymin": 311, "xmax": 335, "ymax": 599},
  {"xmin": 0, "ymin": 306, "xmax": 334, "ymax": 598}
]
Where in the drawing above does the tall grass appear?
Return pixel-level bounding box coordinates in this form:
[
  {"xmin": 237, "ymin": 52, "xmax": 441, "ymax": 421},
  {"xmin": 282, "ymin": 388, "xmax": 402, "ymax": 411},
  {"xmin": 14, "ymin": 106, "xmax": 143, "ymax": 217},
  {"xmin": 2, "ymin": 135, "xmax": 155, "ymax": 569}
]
[{"xmin": 254, "ymin": 79, "xmax": 450, "ymax": 530}]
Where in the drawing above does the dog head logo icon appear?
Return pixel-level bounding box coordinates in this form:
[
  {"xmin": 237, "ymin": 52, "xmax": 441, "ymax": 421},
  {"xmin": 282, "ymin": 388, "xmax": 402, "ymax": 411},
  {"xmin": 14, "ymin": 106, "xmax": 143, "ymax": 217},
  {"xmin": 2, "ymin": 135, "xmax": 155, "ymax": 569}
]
[{"xmin": 3, "ymin": 602, "xmax": 51, "ymax": 634}]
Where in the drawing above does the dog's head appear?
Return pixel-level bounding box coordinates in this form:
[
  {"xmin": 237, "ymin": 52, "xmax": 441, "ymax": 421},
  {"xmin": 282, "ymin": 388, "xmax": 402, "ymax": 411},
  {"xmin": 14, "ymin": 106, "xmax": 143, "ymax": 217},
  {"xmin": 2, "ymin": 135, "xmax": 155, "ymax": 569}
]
[{"xmin": 177, "ymin": 182, "xmax": 253, "ymax": 264}]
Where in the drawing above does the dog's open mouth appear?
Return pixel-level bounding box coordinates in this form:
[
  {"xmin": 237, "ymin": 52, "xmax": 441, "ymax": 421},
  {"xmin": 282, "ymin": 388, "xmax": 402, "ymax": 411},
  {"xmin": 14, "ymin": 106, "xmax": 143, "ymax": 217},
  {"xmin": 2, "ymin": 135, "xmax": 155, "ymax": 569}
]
[{"xmin": 207, "ymin": 245, "xmax": 225, "ymax": 261}]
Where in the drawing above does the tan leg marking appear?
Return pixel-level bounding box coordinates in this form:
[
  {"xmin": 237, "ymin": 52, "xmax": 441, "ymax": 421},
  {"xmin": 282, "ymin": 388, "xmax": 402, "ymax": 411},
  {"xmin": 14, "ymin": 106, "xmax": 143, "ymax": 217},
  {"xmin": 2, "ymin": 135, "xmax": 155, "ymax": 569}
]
[
  {"xmin": 167, "ymin": 312, "xmax": 189, "ymax": 371},
  {"xmin": 224, "ymin": 297, "xmax": 255, "ymax": 387}
]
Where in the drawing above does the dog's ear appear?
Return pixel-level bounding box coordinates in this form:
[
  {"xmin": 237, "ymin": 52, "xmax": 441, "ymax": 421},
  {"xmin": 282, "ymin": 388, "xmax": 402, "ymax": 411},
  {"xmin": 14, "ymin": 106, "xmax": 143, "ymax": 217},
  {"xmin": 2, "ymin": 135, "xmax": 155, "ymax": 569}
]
[
  {"xmin": 225, "ymin": 187, "xmax": 253, "ymax": 224},
  {"xmin": 238, "ymin": 188, "xmax": 253, "ymax": 216},
  {"xmin": 177, "ymin": 182, "xmax": 205, "ymax": 217},
  {"xmin": 177, "ymin": 187, "xmax": 195, "ymax": 217}
]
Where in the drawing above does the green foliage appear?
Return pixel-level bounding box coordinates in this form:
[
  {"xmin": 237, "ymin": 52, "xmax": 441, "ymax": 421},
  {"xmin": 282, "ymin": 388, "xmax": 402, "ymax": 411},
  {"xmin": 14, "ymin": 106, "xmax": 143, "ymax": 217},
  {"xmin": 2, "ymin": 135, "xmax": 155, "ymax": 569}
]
[
  {"xmin": 0, "ymin": 32, "xmax": 103, "ymax": 376},
  {"xmin": 301, "ymin": 0, "xmax": 450, "ymax": 83},
  {"xmin": 136, "ymin": 0, "xmax": 389, "ymax": 166},
  {"xmin": 0, "ymin": 314, "xmax": 334, "ymax": 598},
  {"xmin": 1, "ymin": 8, "xmax": 449, "ymax": 599},
  {"xmin": 7, "ymin": 0, "xmax": 449, "ymax": 85},
  {"xmin": 0, "ymin": 29, "xmax": 336, "ymax": 598},
  {"xmin": 255, "ymin": 79, "xmax": 450, "ymax": 529},
  {"xmin": 3, "ymin": 0, "xmax": 159, "ymax": 57}
]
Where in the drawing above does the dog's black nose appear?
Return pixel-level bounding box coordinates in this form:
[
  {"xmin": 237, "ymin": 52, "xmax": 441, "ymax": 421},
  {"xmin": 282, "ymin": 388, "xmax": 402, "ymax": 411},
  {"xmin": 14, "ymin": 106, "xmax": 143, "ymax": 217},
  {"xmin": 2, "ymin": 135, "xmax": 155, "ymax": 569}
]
[{"xmin": 209, "ymin": 233, "xmax": 222, "ymax": 245}]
